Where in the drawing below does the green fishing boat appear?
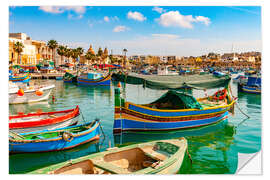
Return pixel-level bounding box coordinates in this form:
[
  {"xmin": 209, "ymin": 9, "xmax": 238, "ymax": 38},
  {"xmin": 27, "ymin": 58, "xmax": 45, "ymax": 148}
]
[{"xmin": 29, "ymin": 138, "xmax": 188, "ymax": 174}]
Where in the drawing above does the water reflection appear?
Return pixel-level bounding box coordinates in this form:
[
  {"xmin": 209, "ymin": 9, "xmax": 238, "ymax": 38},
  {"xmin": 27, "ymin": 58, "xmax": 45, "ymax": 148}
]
[
  {"xmin": 9, "ymin": 79, "xmax": 261, "ymax": 174},
  {"xmin": 9, "ymin": 101, "xmax": 51, "ymax": 114},
  {"xmin": 9, "ymin": 140, "xmax": 100, "ymax": 174}
]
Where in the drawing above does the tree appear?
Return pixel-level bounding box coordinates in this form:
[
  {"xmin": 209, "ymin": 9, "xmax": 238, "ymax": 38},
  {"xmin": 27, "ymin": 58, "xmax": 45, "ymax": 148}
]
[
  {"xmin": 123, "ymin": 48, "xmax": 128, "ymax": 67},
  {"xmin": 13, "ymin": 42, "xmax": 24, "ymax": 64},
  {"xmin": 57, "ymin": 45, "xmax": 67, "ymax": 65},
  {"xmin": 71, "ymin": 49, "xmax": 79, "ymax": 63},
  {"xmin": 85, "ymin": 51, "xmax": 96, "ymax": 64},
  {"xmin": 47, "ymin": 39, "xmax": 58, "ymax": 68},
  {"xmin": 76, "ymin": 47, "xmax": 84, "ymax": 57},
  {"xmin": 64, "ymin": 48, "xmax": 72, "ymax": 63}
]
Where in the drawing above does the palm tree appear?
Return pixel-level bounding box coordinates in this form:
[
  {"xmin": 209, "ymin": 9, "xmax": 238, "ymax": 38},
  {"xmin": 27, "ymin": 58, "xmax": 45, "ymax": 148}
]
[
  {"xmin": 123, "ymin": 48, "xmax": 128, "ymax": 67},
  {"xmin": 76, "ymin": 47, "xmax": 84, "ymax": 63},
  {"xmin": 13, "ymin": 42, "xmax": 24, "ymax": 64},
  {"xmin": 47, "ymin": 39, "xmax": 58, "ymax": 68},
  {"xmin": 64, "ymin": 48, "xmax": 72, "ymax": 63},
  {"xmin": 85, "ymin": 51, "xmax": 96, "ymax": 65},
  {"xmin": 57, "ymin": 45, "xmax": 67, "ymax": 65}
]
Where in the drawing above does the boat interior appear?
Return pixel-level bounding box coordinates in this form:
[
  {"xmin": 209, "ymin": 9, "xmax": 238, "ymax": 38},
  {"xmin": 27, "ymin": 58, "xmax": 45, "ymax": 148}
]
[
  {"xmin": 51, "ymin": 142, "xmax": 178, "ymax": 174},
  {"xmin": 10, "ymin": 112, "xmax": 70, "ymax": 123},
  {"xmin": 142, "ymin": 91, "xmax": 228, "ymax": 110},
  {"xmin": 10, "ymin": 122, "xmax": 95, "ymax": 140}
]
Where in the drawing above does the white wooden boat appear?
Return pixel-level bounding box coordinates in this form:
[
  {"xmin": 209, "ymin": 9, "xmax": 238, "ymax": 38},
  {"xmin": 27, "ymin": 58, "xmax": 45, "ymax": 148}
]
[{"xmin": 9, "ymin": 82, "xmax": 55, "ymax": 104}]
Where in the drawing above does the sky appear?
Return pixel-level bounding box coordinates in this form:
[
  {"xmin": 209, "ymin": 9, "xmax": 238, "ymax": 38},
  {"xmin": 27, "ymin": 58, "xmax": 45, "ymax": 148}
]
[{"xmin": 9, "ymin": 6, "xmax": 262, "ymax": 56}]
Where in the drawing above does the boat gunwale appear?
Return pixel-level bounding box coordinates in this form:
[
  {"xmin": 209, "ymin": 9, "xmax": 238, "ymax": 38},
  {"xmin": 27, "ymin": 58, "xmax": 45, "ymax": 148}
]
[
  {"xmin": 9, "ymin": 106, "xmax": 80, "ymax": 129},
  {"xmin": 124, "ymin": 99, "xmax": 236, "ymax": 113},
  {"xmin": 29, "ymin": 138, "xmax": 187, "ymax": 174},
  {"xmin": 9, "ymin": 120, "xmax": 100, "ymax": 143}
]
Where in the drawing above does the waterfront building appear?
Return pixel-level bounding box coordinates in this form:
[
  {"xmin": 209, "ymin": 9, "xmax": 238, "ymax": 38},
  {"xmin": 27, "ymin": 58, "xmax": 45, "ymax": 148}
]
[{"xmin": 9, "ymin": 33, "xmax": 52, "ymax": 65}]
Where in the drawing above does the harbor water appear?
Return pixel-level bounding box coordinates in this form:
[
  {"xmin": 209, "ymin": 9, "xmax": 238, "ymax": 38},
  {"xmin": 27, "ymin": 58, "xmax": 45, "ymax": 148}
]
[{"xmin": 9, "ymin": 79, "xmax": 261, "ymax": 174}]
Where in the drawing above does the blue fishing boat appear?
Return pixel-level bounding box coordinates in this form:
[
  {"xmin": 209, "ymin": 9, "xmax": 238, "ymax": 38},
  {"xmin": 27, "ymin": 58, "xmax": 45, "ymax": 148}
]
[
  {"xmin": 77, "ymin": 72, "xmax": 111, "ymax": 86},
  {"xmin": 113, "ymin": 73, "xmax": 236, "ymax": 134},
  {"xmin": 238, "ymin": 76, "xmax": 261, "ymax": 94},
  {"xmin": 233, "ymin": 75, "xmax": 247, "ymax": 84},
  {"xmin": 9, "ymin": 119, "xmax": 101, "ymax": 153},
  {"xmin": 9, "ymin": 73, "xmax": 31, "ymax": 83}
]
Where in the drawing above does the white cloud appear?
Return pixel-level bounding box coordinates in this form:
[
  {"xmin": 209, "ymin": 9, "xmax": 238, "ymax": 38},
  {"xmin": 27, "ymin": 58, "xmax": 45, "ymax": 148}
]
[
  {"xmin": 112, "ymin": 16, "xmax": 119, "ymax": 21},
  {"xmin": 157, "ymin": 11, "xmax": 210, "ymax": 29},
  {"xmin": 104, "ymin": 16, "xmax": 110, "ymax": 22},
  {"xmin": 105, "ymin": 36, "xmax": 261, "ymax": 56},
  {"xmin": 152, "ymin": 7, "xmax": 165, "ymax": 14},
  {"xmin": 152, "ymin": 34, "xmax": 180, "ymax": 39},
  {"xmin": 68, "ymin": 14, "xmax": 83, "ymax": 20},
  {"xmin": 127, "ymin": 11, "xmax": 146, "ymax": 22},
  {"xmin": 103, "ymin": 16, "xmax": 119, "ymax": 22},
  {"xmin": 113, "ymin": 25, "xmax": 129, "ymax": 32},
  {"xmin": 194, "ymin": 16, "xmax": 211, "ymax": 26},
  {"xmin": 39, "ymin": 6, "xmax": 86, "ymax": 14}
]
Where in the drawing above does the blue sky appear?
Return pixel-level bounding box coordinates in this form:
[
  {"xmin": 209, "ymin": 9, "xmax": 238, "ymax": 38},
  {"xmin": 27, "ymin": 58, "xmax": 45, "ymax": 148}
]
[{"xmin": 9, "ymin": 6, "xmax": 261, "ymax": 56}]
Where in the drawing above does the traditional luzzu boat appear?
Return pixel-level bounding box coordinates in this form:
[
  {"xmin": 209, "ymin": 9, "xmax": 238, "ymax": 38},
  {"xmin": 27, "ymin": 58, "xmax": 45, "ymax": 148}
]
[
  {"xmin": 9, "ymin": 72, "xmax": 31, "ymax": 83},
  {"xmin": 63, "ymin": 71, "xmax": 77, "ymax": 83},
  {"xmin": 238, "ymin": 76, "xmax": 261, "ymax": 94},
  {"xmin": 29, "ymin": 138, "xmax": 188, "ymax": 174},
  {"xmin": 113, "ymin": 73, "xmax": 236, "ymax": 134},
  {"xmin": 9, "ymin": 106, "xmax": 80, "ymax": 134},
  {"xmin": 233, "ymin": 75, "xmax": 247, "ymax": 84},
  {"xmin": 9, "ymin": 119, "xmax": 100, "ymax": 153},
  {"xmin": 9, "ymin": 82, "xmax": 55, "ymax": 104},
  {"xmin": 77, "ymin": 72, "xmax": 111, "ymax": 86}
]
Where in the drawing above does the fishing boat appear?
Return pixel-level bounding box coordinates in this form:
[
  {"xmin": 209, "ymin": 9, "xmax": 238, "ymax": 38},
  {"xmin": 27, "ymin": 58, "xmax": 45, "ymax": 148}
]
[
  {"xmin": 9, "ymin": 106, "xmax": 80, "ymax": 134},
  {"xmin": 233, "ymin": 75, "xmax": 247, "ymax": 84},
  {"xmin": 63, "ymin": 71, "xmax": 77, "ymax": 83},
  {"xmin": 112, "ymin": 73, "xmax": 236, "ymax": 133},
  {"xmin": 29, "ymin": 138, "xmax": 188, "ymax": 174},
  {"xmin": 238, "ymin": 76, "xmax": 261, "ymax": 94},
  {"xmin": 9, "ymin": 119, "xmax": 100, "ymax": 153},
  {"xmin": 9, "ymin": 72, "xmax": 31, "ymax": 83},
  {"xmin": 9, "ymin": 82, "xmax": 55, "ymax": 104},
  {"xmin": 77, "ymin": 72, "xmax": 111, "ymax": 86}
]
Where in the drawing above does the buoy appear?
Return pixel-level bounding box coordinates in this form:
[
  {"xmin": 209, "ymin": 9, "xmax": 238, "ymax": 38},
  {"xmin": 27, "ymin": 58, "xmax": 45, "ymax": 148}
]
[
  {"xmin": 17, "ymin": 112, "xmax": 24, "ymax": 115},
  {"xmin": 35, "ymin": 89, "xmax": 43, "ymax": 96},
  {"xmin": 117, "ymin": 82, "xmax": 121, "ymax": 88},
  {"xmin": 17, "ymin": 89, "xmax": 24, "ymax": 96},
  {"xmin": 36, "ymin": 109, "xmax": 43, "ymax": 113}
]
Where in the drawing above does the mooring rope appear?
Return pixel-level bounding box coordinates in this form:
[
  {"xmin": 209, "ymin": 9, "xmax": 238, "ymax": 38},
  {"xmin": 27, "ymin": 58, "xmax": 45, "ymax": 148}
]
[
  {"xmin": 228, "ymin": 83, "xmax": 250, "ymax": 119},
  {"xmin": 235, "ymin": 102, "xmax": 250, "ymax": 119},
  {"xmin": 79, "ymin": 107, "xmax": 87, "ymax": 124}
]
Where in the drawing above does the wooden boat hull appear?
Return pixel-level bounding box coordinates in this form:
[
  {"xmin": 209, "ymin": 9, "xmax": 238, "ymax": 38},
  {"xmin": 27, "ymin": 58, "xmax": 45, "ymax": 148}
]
[
  {"xmin": 9, "ymin": 85, "xmax": 55, "ymax": 104},
  {"xmin": 9, "ymin": 73, "xmax": 31, "ymax": 83},
  {"xmin": 9, "ymin": 106, "xmax": 80, "ymax": 134},
  {"xmin": 238, "ymin": 84, "xmax": 261, "ymax": 94},
  {"xmin": 29, "ymin": 138, "xmax": 188, "ymax": 174},
  {"xmin": 77, "ymin": 74, "xmax": 111, "ymax": 86},
  {"xmin": 113, "ymin": 100, "xmax": 234, "ymax": 134},
  {"xmin": 9, "ymin": 120, "xmax": 100, "ymax": 153},
  {"xmin": 10, "ymin": 116, "xmax": 79, "ymax": 134}
]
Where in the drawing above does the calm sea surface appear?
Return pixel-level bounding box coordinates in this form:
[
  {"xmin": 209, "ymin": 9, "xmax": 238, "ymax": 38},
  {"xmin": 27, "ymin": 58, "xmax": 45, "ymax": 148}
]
[{"xmin": 9, "ymin": 78, "xmax": 261, "ymax": 174}]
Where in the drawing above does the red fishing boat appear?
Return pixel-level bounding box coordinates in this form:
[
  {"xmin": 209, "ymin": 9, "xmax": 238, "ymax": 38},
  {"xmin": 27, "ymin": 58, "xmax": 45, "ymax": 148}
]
[{"xmin": 9, "ymin": 106, "xmax": 80, "ymax": 134}]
